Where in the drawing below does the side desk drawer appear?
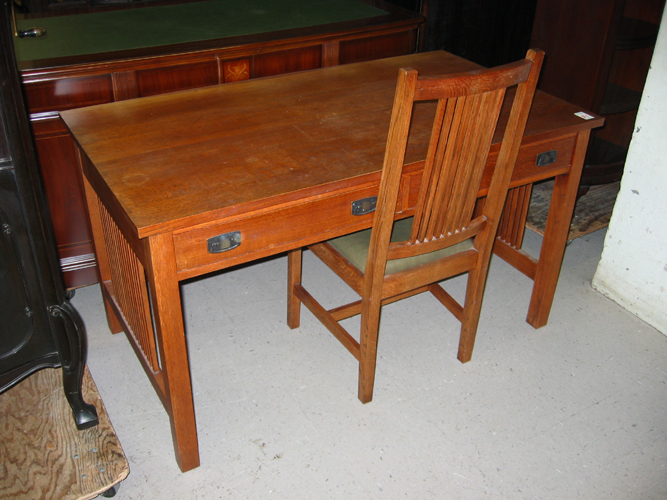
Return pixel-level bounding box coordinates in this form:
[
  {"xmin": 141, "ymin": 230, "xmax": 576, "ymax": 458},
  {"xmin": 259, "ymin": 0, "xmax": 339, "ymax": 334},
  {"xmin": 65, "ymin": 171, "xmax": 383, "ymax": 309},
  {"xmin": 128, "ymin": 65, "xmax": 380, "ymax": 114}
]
[
  {"xmin": 173, "ymin": 184, "xmax": 380, "ymax": 277},
  {"xmin": 401, "ymin": 134, "xmax": 577, "ymax": 208},
  {"xmin": 479, "ymin": 135, "xmax": 576, "ymax": 193},
  {"xmin": 511, "ymin": 135, "xmax": 576, "ymax": 183}
]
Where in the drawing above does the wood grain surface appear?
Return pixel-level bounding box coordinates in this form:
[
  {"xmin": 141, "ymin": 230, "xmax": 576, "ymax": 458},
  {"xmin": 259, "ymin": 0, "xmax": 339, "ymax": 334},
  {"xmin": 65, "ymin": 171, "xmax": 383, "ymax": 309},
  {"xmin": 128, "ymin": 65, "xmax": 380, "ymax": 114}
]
[{"xmin": 0, "ymin": 367, "xmax": 128, "ymax": 500}]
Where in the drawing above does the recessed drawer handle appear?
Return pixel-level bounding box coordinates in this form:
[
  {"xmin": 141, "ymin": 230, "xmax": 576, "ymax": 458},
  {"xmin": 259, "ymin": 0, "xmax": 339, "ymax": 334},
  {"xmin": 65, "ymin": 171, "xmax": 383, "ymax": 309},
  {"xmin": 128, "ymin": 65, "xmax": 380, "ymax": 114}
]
[
  {"xmin": 351, "ymin": 196, "xmax": 377, "ymax": 216},
  {"xmin": 536, "ymin": 150, "xmax": 558, "ymax": 167},
  {"xmin": 207, "ymin": 231, "xmax": 241, "ymax": 253}
]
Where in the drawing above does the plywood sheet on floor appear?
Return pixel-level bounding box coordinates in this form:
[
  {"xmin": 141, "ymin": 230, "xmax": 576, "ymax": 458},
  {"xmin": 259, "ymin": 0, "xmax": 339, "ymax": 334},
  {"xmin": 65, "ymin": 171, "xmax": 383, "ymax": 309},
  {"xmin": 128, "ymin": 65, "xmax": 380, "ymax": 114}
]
[{"xmin": 0, "ymin": 367, "xmax": 129, "ymax": 500}]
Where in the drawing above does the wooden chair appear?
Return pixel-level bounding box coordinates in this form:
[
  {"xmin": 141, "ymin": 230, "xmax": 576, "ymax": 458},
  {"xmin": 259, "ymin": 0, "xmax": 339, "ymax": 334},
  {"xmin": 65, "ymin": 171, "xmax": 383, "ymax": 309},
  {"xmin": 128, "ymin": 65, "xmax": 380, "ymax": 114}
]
[{"xmin": 287, "ymin": 49, "xmax": 544, "ymax": 403}]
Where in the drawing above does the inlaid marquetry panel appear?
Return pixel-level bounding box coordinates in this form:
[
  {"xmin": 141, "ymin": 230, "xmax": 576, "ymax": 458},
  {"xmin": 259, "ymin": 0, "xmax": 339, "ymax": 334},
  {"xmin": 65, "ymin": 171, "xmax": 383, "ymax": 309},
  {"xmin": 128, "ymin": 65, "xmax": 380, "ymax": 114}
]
[{"xmin": 223, "ymin": 59, "xmax": 250, "ymax": 82}]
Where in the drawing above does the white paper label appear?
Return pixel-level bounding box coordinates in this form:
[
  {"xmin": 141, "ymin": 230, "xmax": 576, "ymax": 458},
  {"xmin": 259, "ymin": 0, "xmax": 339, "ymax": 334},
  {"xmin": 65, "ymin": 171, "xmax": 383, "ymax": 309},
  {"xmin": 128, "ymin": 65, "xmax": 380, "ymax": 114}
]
[{"xmin": 574, "ymin": 111, "xmax": 595, "ymax": 120}]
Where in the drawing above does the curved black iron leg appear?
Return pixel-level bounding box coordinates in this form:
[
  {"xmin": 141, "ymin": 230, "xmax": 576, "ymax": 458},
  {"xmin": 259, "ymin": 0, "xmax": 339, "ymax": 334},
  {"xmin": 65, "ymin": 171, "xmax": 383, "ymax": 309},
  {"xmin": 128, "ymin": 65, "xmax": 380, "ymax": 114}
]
[{"xmin": 50, "ymin": 301, "xmax": 99, "ymax": 429}]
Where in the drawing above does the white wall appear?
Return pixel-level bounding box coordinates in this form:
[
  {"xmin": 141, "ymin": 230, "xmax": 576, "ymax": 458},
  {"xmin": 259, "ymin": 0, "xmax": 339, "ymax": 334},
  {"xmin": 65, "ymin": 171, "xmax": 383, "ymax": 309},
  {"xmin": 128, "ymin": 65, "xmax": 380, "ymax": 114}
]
[{"xmin": 592, "ymin": 7, "xmax": 667, "ymax": 335}]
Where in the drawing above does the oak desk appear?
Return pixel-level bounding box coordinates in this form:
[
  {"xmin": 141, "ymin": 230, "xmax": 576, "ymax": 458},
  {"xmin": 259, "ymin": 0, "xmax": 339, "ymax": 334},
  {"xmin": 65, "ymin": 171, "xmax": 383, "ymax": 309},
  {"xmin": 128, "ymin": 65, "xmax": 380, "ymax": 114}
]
[
  {"xmin": 61, "ymin": 51, "xmax": 603, "ymax": 472},
  {"xmin": 18, "ymin": 0, "xmax": 423, "ymax": 289}
]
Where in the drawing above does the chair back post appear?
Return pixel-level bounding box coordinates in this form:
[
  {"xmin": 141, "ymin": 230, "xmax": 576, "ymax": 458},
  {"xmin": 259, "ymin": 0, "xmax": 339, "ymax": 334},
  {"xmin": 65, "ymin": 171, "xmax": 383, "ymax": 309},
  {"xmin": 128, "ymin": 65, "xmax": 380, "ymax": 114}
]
[
  {"xmin": 477, "ymin": 49, "xmax": 544, "ymax": 253},
  {"xmin": 357, "ymin": 68, "xmax": 418, "ymax": 400},
  {"xmin": 360, "ymin": 68, "xmax": 418, "ymax": 307}
]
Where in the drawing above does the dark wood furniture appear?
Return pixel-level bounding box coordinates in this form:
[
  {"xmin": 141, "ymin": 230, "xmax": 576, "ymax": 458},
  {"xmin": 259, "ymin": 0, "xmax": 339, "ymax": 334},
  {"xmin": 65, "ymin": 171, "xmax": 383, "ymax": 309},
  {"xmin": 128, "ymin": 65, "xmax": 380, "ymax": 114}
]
[
  {"xmin": 60, "ymin": 51, "xmax": 602, "ymax": 472},
  {"xmin": 531, "ymin": 0, "xmax": 665, "ymax": 194},
  {"xmin": 19, "ymin": 0, "xmax": 164, "ymax": 15},
  {"xmin": 423, "ymin": 0, "xmax": 537, "ymax": 67},
  {"xmin": 14, "ymin": 0, "xmax": 424, "ymax": 289},
  {"xmin": 0, "ymin": 0, "xmax": 96, "ymax": 430},
  {"xmin": 287, "ymin": 50, "xmax": 544, "ymax": 404}
]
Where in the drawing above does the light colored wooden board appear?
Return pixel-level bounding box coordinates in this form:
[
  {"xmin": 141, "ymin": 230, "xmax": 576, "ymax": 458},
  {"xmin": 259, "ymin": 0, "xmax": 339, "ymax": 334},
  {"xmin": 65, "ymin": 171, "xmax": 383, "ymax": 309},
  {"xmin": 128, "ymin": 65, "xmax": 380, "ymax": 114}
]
[{"xmin": 0, "ymin": 367, "xmax": 129, "ymax": 500}]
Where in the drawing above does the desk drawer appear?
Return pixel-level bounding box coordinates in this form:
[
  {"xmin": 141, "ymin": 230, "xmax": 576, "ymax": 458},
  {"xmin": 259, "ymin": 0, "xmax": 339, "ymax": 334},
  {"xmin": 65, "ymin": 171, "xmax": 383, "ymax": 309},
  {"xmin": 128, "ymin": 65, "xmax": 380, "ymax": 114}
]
[
  {"xmin": 511, "ymin": 135, "xmax": 575, "ymax": 184},
  {"xmin": 400, "ymin": 134, "xmax": 577, "ymax": 208},
  {"xmin": 173, "ymin": 184, "xmax": 380, "ymax": 278},
  {"xmin": 478, "ymin": 135, "xmax": 576, "ymax": 194}
]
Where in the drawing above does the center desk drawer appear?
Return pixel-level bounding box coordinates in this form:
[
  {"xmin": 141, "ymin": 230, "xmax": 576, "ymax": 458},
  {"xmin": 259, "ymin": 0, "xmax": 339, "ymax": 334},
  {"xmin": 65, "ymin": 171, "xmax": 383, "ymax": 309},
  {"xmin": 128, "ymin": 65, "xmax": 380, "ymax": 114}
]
[{"xmin": 173, "ymin": 184, "xmax": 380, "ymax": 278}]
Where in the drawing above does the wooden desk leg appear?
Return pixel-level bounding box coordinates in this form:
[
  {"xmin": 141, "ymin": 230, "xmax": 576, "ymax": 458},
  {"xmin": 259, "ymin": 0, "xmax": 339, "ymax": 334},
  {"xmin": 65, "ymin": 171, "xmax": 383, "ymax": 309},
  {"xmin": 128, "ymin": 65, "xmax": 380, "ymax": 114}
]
[
  {"xmin": 80, "ymin": 158, "xmax": 123, "ymax": 335},
  {"xmin": 144, "ymin": 233, "xmax": 200, "ymax": 472},
  {"xmin": 526, "ymin": 129, "xmax": 591, "ymax": 328}
]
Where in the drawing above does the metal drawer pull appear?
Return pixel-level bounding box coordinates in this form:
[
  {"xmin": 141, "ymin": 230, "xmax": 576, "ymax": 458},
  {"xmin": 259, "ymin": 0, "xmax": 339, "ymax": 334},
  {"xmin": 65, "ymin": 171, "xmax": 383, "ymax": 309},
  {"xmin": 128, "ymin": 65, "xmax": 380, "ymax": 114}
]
[
  {"xmin": 536, "ymin": 150, "xmax": 558, "ymax": 167},
  {"xmin": 351, "ymin": 196, "xmax": 377, "ymax": 216},
  {"xmin": 207, "ymin": 231, "xmax": 241, "ymax": 253}
]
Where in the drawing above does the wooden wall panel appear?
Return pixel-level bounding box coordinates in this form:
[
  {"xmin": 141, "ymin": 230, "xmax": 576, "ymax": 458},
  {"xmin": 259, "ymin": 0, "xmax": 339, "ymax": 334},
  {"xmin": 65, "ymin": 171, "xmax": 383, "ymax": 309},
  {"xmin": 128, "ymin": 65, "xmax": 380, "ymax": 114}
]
[
  {"xmin": 253, "ymin": 46, "xmax": 322, "ymax": 78},
  {"xmin": 112, "ymin": 71, "xmax": 139, "ymax": 101},
  {"xmin": 32, "ymin": 124, "xmax": 90, "ymax": 250},
  {"xmin": 136, "ymin": 61, "xmax": 220, "ymax": 97},
  {"xmin": 339, "ymin": 30, "xmax": 417, "ymax": 64},
  {"xmin": 24, "ymin": 75, "xmax": 113, "ymax": 113}
]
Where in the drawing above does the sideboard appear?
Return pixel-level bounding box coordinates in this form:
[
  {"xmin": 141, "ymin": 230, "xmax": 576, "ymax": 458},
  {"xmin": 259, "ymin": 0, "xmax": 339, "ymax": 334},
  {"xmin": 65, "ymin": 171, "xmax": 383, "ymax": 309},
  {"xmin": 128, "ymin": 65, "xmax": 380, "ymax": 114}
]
[{"xmin": 15, "ymin": 0, "xmax": 424, "ymax": 288}]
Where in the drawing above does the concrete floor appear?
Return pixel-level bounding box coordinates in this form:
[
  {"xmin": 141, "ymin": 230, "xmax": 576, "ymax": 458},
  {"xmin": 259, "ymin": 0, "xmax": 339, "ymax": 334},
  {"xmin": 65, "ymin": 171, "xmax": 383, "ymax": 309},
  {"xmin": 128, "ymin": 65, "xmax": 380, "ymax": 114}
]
[{"xmin": 71, "ymin": 228, "xmax": 667, "ymax": 499}]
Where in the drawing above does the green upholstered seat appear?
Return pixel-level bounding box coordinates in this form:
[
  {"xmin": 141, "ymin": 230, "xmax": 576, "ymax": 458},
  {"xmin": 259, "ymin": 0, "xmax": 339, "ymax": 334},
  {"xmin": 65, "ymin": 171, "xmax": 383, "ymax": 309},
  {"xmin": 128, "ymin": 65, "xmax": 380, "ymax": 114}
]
[{"xmin": 329, "ymin": 217, "xmax": 474, "ymax": 276}]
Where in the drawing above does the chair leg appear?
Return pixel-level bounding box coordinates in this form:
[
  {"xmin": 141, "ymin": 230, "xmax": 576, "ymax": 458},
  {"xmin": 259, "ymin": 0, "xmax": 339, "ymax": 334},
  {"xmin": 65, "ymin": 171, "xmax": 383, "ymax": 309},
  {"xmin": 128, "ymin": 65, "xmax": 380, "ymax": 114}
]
[
  {"xmin": 457, "ymin": 266, "xmax": 488, "ymax": 363},
  {"xmin": 287, "ymin": 249, "xmax": 302, "ymax": 329},
  {"xmin": 358, "ymin": 299, "xmax": 382, "ymax": 404}
]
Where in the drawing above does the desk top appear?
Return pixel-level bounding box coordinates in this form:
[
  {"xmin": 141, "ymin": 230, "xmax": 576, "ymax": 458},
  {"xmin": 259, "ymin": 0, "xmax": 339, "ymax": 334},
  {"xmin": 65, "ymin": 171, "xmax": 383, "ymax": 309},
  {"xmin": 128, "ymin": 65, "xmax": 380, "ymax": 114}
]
[
  {"xmin": 61, "ymin": 51, "xmax": 602, "ymax": 239},
  {"xmin": 15, "ymin": 0, "xmax": 412, "ymax": 66}
]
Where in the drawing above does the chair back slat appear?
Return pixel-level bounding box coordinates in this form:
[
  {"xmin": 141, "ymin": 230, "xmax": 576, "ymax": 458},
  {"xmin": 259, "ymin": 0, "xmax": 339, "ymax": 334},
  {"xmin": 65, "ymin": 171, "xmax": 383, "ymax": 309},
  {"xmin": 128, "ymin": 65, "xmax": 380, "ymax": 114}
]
[
  {"xmin": 412, "ymin": 97, "xmax": 458, "ymax": 242},
  {"xmin": 410, "ymin": 87, "xmax": 505, "ymax": 246},
  {"xmin": 447, "ymin": 89, "xmax": 506, "ymax": 234},
  {"xmin": 426, "ymin": 95, "xmax": 472, "ymax": 239}
]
